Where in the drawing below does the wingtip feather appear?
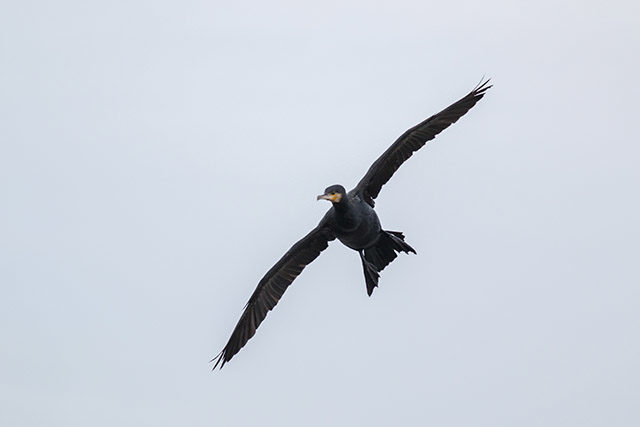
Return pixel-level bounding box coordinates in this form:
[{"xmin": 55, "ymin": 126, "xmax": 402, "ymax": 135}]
[
  {"xmin": 472, "ymin": 77, "xmax": 492, "ymax": 96},
  {"xmin": 210, "ymin": 350, "xmax": 226, "ymax": 371}
]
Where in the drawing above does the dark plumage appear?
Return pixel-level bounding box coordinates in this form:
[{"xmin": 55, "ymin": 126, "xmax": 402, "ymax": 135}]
[{"xmin": 213, "ymin": 80, "xmax": 491, "ymax": 369}]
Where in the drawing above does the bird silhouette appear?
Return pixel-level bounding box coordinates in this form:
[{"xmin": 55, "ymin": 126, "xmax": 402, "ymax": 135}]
[{"xmin": 213, "ymin": 80, "xmax": 491, "ymax": 369}]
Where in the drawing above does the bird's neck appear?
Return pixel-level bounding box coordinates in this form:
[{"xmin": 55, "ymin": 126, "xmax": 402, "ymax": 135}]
[
  {"xmin": 332, "ymin": 197, "xmax": 352, "ymax": 214},
  {"xmin": 331, "ymin": 197, "xmax": 359, "ymax": 232}
]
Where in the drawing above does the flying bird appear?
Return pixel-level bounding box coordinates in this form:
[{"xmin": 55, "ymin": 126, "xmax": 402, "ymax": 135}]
[{"xmin": 213, "ymin": 80, "xmax": 491, "ymax": 369}]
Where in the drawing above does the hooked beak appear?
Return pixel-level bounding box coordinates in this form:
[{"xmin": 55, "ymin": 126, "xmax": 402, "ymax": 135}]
[{"xmin": 317, "ymin": 193, "xmax": 341, "ymax": 202}]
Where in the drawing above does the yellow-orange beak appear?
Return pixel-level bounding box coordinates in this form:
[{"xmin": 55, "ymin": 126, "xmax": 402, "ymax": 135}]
[{"xmin": 317, "ymin": 193, "xmax": 341, "ymax": 202}]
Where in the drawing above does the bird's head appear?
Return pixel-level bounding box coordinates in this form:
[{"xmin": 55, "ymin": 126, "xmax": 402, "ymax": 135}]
[{"xmin": 317, "ymin": 185, "xmax": 346, "ymax": 204}]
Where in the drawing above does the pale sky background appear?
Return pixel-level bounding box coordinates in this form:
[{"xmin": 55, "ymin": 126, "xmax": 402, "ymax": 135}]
[{"xmin": 1, "ymin": 1, "xmax": 639, "ymax": 426}]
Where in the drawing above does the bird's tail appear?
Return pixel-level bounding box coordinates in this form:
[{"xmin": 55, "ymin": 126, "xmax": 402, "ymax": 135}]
[{"xmin": 360, "ymin": 231, "xmax": 416, "ymax": 296}]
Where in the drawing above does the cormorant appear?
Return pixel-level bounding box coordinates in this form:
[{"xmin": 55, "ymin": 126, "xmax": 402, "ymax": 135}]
[{"xmin": 213, "ymin": 80, "xmax": 491, "ymax": 369}]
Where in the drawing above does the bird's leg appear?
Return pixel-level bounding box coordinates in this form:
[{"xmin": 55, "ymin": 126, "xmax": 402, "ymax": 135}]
[
  {"xmin": 359, "ymin": 250, "xmax": 380, "ymax": 296},
  {"xmin": 359, "ymin": 250, "xmax": 375, "ymax": 270}
]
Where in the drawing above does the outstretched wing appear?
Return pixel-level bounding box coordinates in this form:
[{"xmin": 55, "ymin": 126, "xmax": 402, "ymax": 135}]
[
  {"xmin": 212, "ymin": 223, "xmax": 335, "ymax": 369},
  {"xmin": 353, "ymin": 80, "xmax": 491, "ymax": 207}
]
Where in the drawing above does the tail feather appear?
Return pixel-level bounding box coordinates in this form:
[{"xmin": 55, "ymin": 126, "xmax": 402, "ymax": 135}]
[
  {"xmin": 386, "ymin": 231, "xmax": 416, "ymax": 256},
  {"xmin": 365, "ymin": 231, "xmax": 416, "ymax": 272},
  {"xmin": 361, "ymin": 230, "xmax": 416, "ymax": 296}
]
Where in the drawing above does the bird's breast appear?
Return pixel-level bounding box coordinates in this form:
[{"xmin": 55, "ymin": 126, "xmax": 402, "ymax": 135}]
[{"xmin": 333, "ymin": 201, "xmax": 381, "ymax": 250}]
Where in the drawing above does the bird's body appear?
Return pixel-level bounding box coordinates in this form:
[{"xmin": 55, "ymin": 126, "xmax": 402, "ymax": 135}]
[
  {"xmin": 325, "ymin": 190, "xmax": 380, "ymax": 250},
  {"xmin": 213, "ymin": 80, "xmax": 491, "ymax": 369},
  {"xmin": 316, "ymin": 184, "xmax": 416, "ymax": 296}
]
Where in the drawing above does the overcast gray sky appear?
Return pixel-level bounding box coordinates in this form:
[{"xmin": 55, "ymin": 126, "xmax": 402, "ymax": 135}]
[{"xmin": 1, "ymin": 1, "xmax": 639, "ymax": 426}]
